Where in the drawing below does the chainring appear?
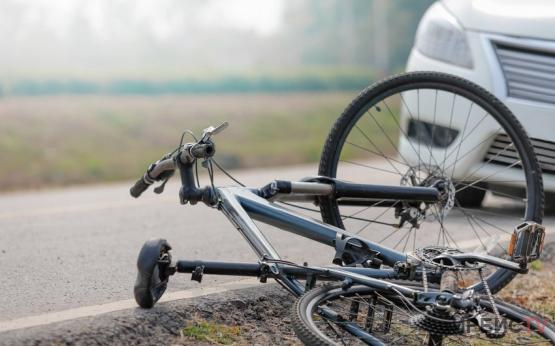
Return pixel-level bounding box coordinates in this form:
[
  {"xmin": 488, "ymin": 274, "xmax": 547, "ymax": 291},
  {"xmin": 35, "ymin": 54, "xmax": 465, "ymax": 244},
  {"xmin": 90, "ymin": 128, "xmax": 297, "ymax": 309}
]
[{"xmin": 412, "ymin": 246, "xmax": 486, "ymax": 271}]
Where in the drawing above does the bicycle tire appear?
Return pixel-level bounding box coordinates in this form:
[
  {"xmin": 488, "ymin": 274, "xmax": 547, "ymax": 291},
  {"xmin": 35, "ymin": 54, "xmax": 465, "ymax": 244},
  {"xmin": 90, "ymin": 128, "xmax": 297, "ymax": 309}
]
[
  {"xmin": 318, "ymin": 71, "xmax": 543, "ymax": 294},
  {"xmin": 292, "ymin": 282, "xmax": 555, "ymax": 345}
]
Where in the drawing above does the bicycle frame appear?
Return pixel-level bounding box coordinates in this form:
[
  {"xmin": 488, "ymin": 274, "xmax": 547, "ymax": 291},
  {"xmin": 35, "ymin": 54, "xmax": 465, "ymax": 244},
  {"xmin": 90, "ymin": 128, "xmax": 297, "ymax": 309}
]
[
  {"xmin": 175, "ymin": 182, "xmax": 424, "ymax": 296},
  {"xmin": 219, "ymin": 186, "xmax": 408, "ymax": 266},
  {"xmin": 148, "ymin": 141, "xmax": 530, "ymax": 300},
  {"xmin": 173, "ymin": 179, "xmax": 528, "ymax": 296}
]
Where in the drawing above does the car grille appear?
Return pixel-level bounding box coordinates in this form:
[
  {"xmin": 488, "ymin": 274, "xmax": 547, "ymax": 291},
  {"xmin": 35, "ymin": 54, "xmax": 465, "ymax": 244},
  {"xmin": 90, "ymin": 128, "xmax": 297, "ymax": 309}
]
[
  {"xmin": 485, "ymin": 134, "xmax": 555, "ymax": 175},
  {"xmin": 494, "ymin": 43, "xmax": 555, "ymax": 105}
]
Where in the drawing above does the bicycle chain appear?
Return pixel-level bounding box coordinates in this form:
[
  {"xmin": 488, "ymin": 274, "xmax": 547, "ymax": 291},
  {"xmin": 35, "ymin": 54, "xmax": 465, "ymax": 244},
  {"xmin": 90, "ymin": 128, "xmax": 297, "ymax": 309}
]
[
  {"xmin": 478, "ymin": 268, "xmax": 504, "ymax": 338},
  {"xmin": 409, "ymin": 246, "xmax": 506, "ymax": 337},
  {"xmin": 422, "ymin": 265, "xmax": 428, "ymax": 292}
]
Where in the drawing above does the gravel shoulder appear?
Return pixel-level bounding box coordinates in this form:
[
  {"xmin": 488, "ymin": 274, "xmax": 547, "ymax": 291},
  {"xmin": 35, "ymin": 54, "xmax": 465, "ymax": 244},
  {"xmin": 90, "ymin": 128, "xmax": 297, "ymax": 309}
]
[
  {"xmin": 0, "ymin": 284, "xmax": 299, "ymax": 346},
  {"xmin": 3, "ymin": 245, "xmax": 555, "ymax": 346}
]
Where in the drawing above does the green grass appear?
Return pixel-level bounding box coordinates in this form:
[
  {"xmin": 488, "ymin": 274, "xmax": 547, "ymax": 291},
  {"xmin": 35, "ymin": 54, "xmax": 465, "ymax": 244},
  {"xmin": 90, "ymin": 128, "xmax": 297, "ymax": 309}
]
[
  {"xmin": 499, "ymin": 258, "xmax": 555, "ymax": 338},
  {"xmin": 0, "ymin": 92, "xmax": 363, "ymax": 191},
  {"xmin": 182, "ymin": 320, "xmax": 242, "ymax": 345},
  {"xmin": 530, "ymin": 260, "xmax": 543, "ymax": 271}
]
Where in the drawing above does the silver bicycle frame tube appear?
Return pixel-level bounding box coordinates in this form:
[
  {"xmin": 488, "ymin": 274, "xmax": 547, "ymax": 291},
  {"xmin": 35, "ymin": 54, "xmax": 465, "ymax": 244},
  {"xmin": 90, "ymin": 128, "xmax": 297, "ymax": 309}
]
[
  {"xmin": 218, "ymin": 187, "xmax": 281, "ymax": 260},
  {"xmin": 217, "ymin": 186, "xmax": 407, "ymax": 266}
]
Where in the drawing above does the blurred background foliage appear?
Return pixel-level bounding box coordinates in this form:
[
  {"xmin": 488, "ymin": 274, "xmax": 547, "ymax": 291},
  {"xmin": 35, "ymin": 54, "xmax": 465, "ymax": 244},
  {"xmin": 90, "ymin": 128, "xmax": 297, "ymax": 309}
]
[
  {"xmin": 0, "ymin": 0, "xmax": 433, "ymax": 191},
  {"xmin": 0, "ymin": 0, "xmax": 432, "ymax": 96}
]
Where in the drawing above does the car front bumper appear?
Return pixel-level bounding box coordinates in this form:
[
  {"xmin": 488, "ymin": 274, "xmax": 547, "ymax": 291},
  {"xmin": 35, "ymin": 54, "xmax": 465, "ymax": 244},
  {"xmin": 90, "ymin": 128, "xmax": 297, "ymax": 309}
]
[{"xmin": 405, "ymin": 31, "xmax": 555, "ymax": 192}]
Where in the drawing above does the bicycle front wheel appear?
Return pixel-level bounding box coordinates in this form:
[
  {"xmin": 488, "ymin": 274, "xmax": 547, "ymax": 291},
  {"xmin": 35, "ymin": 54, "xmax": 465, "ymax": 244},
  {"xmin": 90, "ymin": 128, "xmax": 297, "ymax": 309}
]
[{"xmin": 319, "ymin": 72, "xmax": 543, "ymax": 293}]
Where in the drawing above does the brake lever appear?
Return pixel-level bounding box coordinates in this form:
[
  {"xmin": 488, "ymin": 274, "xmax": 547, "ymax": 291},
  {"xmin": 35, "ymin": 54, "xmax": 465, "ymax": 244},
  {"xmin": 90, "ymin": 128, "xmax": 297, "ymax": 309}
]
[
  {"xmin": 153, "ymin": 177, "xmax": 169, "ymax": 194},
  {"xmin": 201, "ymin": 121, "xmax": 229, "ymax": 142},
  {"xmin": 153, "ymin": 170, "xmax": 175, "ymax": 194}
]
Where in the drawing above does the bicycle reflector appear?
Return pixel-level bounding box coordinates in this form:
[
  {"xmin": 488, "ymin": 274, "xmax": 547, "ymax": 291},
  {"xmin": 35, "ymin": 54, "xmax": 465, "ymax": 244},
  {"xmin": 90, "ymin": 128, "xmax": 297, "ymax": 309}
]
[{"xmin": 508, "ymin": 222, "xmax": 545, "ymax": 263}]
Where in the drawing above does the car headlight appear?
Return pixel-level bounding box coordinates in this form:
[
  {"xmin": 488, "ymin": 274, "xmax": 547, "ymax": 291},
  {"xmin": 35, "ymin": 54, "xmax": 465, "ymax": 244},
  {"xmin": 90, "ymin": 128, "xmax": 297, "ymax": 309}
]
[{"xmin": 414, "ymin": 2, "xmax": 473, "ymax": 68}]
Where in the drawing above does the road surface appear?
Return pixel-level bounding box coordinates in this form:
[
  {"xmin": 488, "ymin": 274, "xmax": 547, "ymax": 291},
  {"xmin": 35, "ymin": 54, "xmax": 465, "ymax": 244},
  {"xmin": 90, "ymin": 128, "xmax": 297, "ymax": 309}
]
[{"xmin": 0, "ymin": 163, "xmax": 553, "ymax": 325}]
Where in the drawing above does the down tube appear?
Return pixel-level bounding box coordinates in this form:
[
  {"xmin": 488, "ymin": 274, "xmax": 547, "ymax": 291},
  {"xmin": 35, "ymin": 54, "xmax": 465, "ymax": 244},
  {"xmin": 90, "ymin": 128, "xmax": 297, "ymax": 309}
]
[{"xmin": 237, "ymin": 191, "xmax": 407, "ymax": 267}]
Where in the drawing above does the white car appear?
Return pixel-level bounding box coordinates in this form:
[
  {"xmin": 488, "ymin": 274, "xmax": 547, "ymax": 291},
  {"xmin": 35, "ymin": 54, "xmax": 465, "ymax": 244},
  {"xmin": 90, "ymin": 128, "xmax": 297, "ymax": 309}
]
[{"xmin": 405, "ymin": 0, "xmax": 555, "ymax": 203}]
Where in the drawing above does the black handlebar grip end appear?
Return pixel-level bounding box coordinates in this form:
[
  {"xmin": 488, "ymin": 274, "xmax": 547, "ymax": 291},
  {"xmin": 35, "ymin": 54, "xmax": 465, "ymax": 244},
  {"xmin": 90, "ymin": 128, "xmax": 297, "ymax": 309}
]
[{"xmin": 130, "ymin": 178, "xmax": 150, "ymax": 198}]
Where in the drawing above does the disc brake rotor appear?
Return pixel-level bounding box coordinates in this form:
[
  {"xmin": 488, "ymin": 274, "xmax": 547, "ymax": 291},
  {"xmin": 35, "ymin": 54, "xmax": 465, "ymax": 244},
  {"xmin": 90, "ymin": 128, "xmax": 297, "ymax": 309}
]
[{"xmin": 400, "ymin": 167, "xmax": 456, "ymax": 225}]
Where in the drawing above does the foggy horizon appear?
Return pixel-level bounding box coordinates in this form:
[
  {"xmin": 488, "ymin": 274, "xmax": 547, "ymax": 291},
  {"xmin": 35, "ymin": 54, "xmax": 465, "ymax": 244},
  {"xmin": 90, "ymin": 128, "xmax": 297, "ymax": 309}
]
[{"xmin": 0, "ymin": 0, "xmax": 286, "ymax": 77}]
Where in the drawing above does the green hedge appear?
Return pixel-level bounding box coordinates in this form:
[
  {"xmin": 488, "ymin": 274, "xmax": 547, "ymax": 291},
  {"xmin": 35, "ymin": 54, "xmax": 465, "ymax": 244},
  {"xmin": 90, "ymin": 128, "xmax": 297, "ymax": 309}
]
[{"xmin": 5, "ymin": 71, "xmax": 375, "ymax": 96}]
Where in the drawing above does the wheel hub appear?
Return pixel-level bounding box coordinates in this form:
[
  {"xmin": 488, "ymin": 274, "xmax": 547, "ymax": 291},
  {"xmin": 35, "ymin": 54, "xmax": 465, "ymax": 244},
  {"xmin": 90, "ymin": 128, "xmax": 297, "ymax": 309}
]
[
  {"xmin": 432, "ymin": 178, "xmax": 455, "ymax": 220},
  {"xmin": 398, "ymin": 168, "xmax": 456, "ymax": 228}
]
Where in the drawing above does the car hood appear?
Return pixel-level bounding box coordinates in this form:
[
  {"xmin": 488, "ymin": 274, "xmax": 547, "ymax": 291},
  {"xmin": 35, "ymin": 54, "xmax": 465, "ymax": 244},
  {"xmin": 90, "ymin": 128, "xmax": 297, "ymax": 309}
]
[{"xmin": 442, "ymin": 0, "xmax": 555, "ymax": 40}]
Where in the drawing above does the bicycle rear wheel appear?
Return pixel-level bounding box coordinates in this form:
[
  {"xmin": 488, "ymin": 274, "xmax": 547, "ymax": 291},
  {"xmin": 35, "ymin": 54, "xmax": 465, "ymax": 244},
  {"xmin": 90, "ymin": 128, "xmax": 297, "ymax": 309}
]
[
  {"xmin": 292, "ymin": 283, "xmax": 555, "ymax": 345},
  {"xmin": 319, "ymin": 72, "xmax": 543, "ymax": 293}
]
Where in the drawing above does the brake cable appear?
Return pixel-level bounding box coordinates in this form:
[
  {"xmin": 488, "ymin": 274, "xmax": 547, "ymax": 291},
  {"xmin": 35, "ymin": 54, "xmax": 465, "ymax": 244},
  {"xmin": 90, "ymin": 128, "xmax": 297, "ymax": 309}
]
[{"xmin": 212, "ymin": 159, "xmax": 246, "ymax": 187}]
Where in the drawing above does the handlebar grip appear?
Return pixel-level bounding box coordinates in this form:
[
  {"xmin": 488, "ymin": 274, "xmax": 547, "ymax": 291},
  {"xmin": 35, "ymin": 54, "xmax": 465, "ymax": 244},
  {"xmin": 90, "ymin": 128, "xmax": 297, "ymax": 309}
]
[
  {"xmin": 190, "ymin": 143, "xmax": 215, "ymax": 158},
  {"xmin": 130, "ymin": 177, "xmax": 151, "ymax": 198}
]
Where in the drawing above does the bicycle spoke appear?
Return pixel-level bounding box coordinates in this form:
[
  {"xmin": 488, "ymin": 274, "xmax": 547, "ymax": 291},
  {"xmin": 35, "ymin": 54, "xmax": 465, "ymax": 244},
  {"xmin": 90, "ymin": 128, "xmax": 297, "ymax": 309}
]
[
  {"xmin": 450, "ymin": 101, "xmax": 474, "ymax": 181},
  {"xmin": 441, "ymin": 110, "xmax": 490, "ymax": 164},
  {"xmin": 341, "ymin": 199, "xmax": 389, "ymax": 221},
  {"xmin": 346, "ymin": 139, "xmax": 409, "ymax": 169},
  {"xmin": 457, "ymin": 140, "xmax": 515, "ymax": 184},
  {"xmin": 367, "ymin": 109, "xmax": 412, "ymax": 168},
  {"xmin": 417, "ymin": 89, "xmax": 421, "ymax": 182},
  {"xmin": 441, "ymin": 93, "xmax": 457, "ymax": 172},
  {"xmin": 464, "ymin": 215, "xmax": 488, "ymax": 250},
  {"xmin": 352, "ymin": 125, "xmax": 405, "ymax": 175},
  {"xmin": 456, "ymin": 160, "xmax": 521, "ymax": 194},
  {"xmin": 355, "ymin": 201, "xmax": 398, "ymax": 234},
  {"xmin": 461, "ymin": 209, "xmax": 511, "ymax": 235},
  {"xmin": 402, "ymin": 227, "xmax": 413, "ymax": 253},
  {"xmin": 442, "ymin": 127, "xmax": 502, "ymax": 172},
  {"xmin": 412, "ymin": 225, "xmax": 417, "ymax": 252},
  {"xmin": 340, "ymin": 159, "xmax": 403, "ymax": 176},
  {"xmin": 378, "ymin": 226, "xmax": 402, "ymax": 243},
  {"xmin": 455, "ymin": 181, "xmax": 525, "ymax": 202},
  {"xmin": 399, "ymin": 91, "xmax": 442, "ymax": 170},
  {"xmin": 393, "ymin": 229, "xmax": 412, "ymax": 251},
  {"xmin": 383, "ymin": 98, "xmax": 432, "ymax": 170},
  {"xmin": 429, "ymin": 204, "xmax": 460, "ymax": 249},
  {"xmin": 429, "ymin": 90, "xmax": 438, "ymax": 170}
]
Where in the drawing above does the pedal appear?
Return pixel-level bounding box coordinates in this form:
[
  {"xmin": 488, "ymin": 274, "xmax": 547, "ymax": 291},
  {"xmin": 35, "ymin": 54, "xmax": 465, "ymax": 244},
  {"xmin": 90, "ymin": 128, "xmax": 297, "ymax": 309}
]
[{"xmin": 508, "ymin": 222, "xmax": 545, "ymax": 264}]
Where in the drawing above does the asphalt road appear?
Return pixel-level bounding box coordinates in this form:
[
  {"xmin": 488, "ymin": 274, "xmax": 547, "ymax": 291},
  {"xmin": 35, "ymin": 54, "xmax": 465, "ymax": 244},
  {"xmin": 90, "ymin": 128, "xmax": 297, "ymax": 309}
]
[{"xmin": 1, "ymin": 163, "xmax": 554, "ymax": 324}]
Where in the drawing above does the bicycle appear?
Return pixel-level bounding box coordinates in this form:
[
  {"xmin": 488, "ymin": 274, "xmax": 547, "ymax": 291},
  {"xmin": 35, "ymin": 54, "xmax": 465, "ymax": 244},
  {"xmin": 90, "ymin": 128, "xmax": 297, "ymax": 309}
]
[{"xmin": 131, "ymin": 72, "xmax": 552, "ymax": 345}]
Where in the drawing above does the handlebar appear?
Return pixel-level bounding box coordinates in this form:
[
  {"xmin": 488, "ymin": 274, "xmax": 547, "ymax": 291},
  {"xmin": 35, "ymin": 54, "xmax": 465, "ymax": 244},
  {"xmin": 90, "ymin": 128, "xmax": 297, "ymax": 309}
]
[
  {"xmin": 130, "ymin": 176, "xmax": 151, "ymax": 198},
  {"xmin": 187, "ymin": 143, "xmax": 216, "ymax": 161},
  {"xmin": 129, "ymin": 122, "xmax": 227, "ymax": 199},
  {"xmin": 129, "ymin": 157, "xmax": 176, "ymax": 198}
]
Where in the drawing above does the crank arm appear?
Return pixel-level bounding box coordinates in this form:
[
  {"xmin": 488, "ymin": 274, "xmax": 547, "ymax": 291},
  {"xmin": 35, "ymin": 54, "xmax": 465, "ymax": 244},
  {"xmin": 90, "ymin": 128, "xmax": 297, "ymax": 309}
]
[{"xmin": 447, "ymin": 253, "xmax": 527, "ymax": 274}]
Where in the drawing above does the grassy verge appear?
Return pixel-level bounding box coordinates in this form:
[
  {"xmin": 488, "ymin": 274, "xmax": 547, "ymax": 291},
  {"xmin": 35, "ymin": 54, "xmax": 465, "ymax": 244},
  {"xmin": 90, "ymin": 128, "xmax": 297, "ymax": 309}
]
[
  {"xmin": 181, "ymin": 319, "xmax": 243, "ymax": 345},
  {"xmin": 175, "ymin": 250, "xmax": 555, "ymax": 345},
  {"xmin": 0, "ymin": 92, "xmax": 360, "ymax": 191},
  {"xmin": 500, "ymin": 258, "xmax": 555, "ymax": 319}
]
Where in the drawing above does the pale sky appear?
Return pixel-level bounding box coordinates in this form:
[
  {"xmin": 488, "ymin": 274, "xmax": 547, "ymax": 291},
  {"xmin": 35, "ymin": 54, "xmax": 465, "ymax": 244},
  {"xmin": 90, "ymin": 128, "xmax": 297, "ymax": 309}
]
[
  {"xmin": 198, "ymin": 0, "xmax": 285, "ymax": 36},
  {"xmin": 10, "ymin": 0, "xmax": 285, "ymax": 38},
  {"xmin": 0, "ymin": 0, "xmax": 288, "ymax": 74}
]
